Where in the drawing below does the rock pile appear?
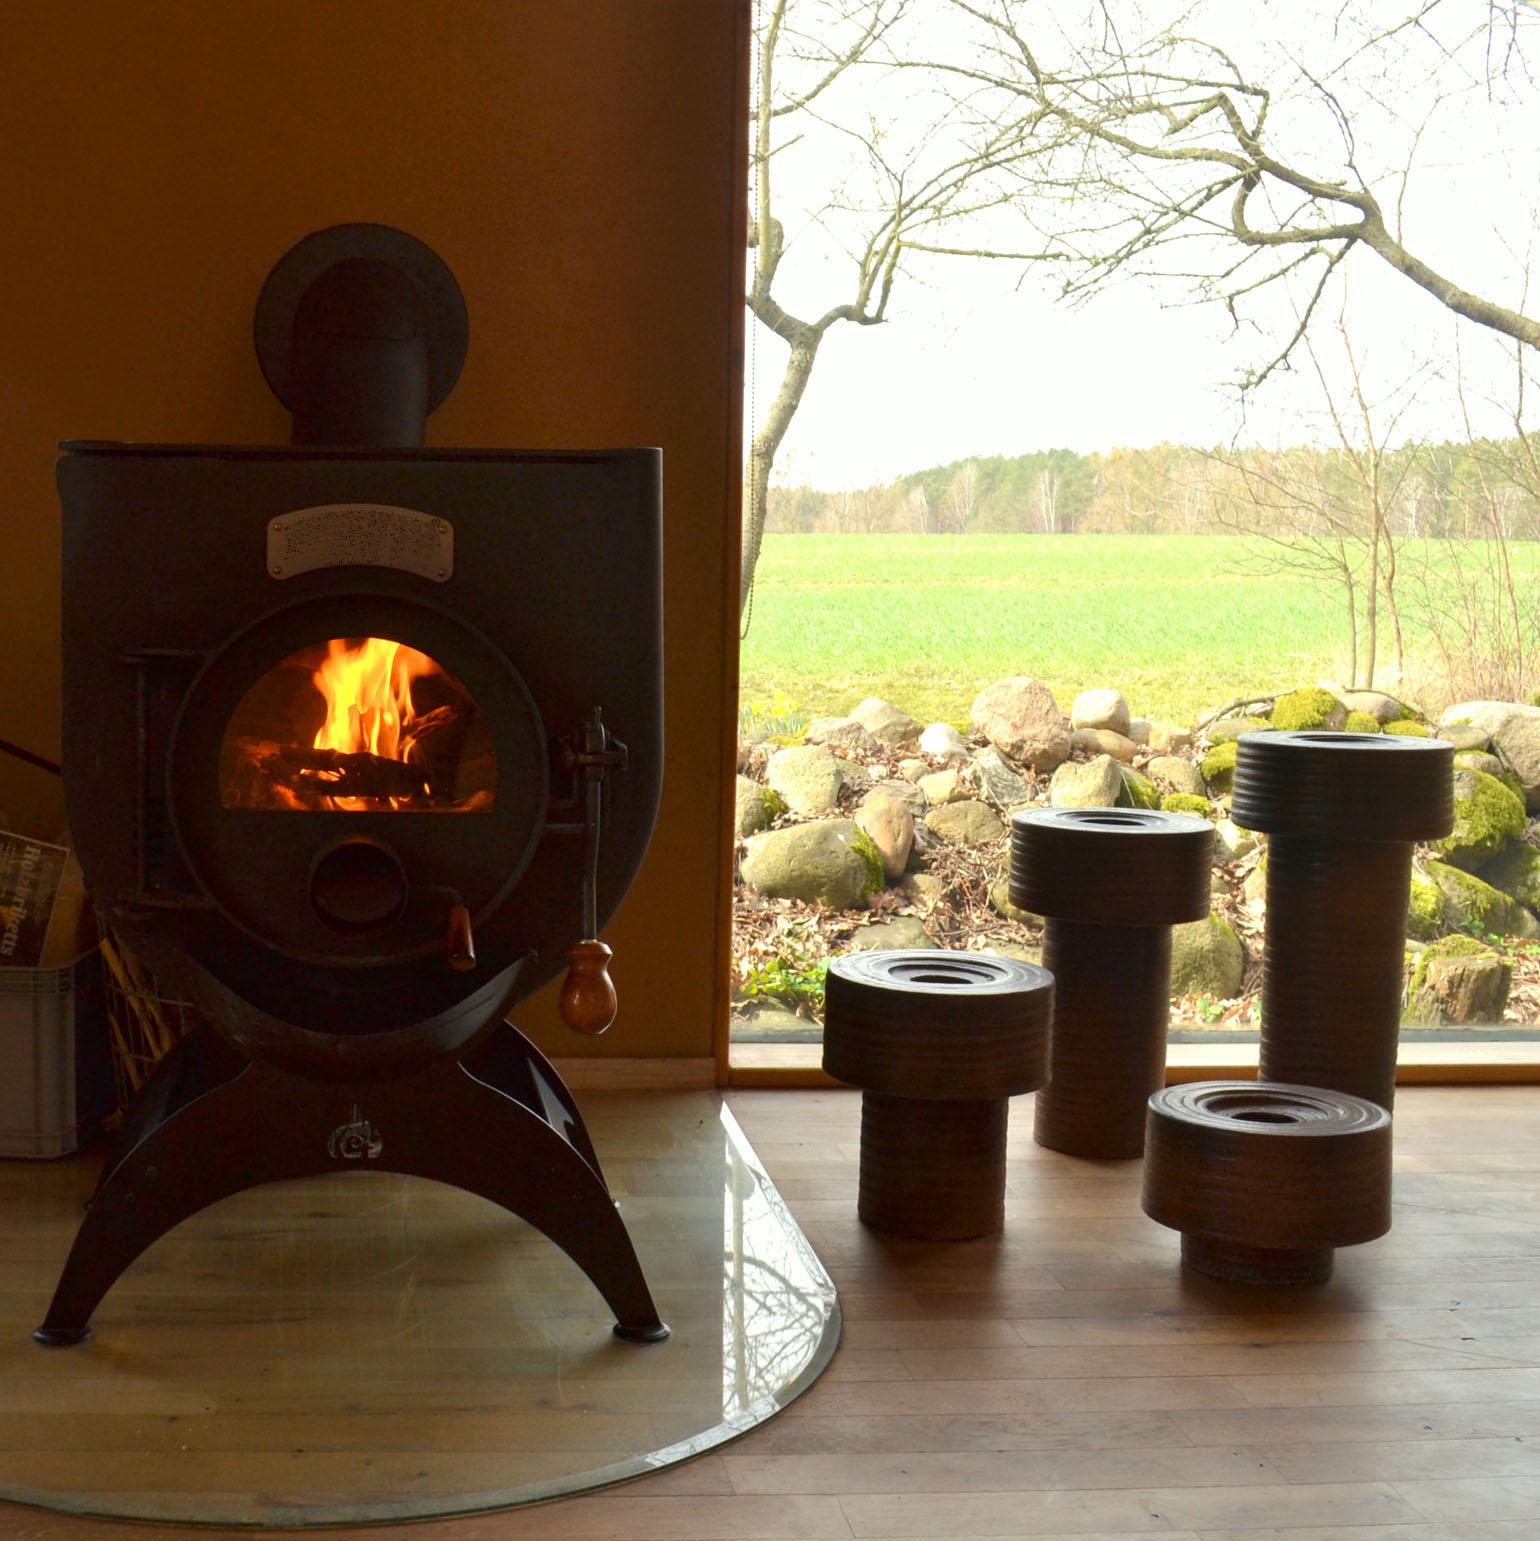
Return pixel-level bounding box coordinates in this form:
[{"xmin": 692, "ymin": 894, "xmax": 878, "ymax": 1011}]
[{"xmin": 734, "ymin": 678, "xmax": 1540, "ymax": 1033}]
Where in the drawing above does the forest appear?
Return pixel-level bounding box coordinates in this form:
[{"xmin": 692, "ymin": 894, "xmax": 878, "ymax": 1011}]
[{"xmin": 764, "ymin": 439, "xmax": 1540, "ymax": 541}]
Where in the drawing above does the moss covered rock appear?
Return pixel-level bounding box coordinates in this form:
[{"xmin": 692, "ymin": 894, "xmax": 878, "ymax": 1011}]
[
  {"xmin": 1342, "ymin": 711, "xmax": 1382, "ymax": 734},
  {"xmin": 1439, "ymin": 718, "xmax": 1492, "ymax": 752},
  {"xmin": 1119, "ymin": 767, "xmax": 1162, "ymax": 810},
  {"xmin": 1162, "ymin": 792, "xmax": 1214, "ymax": 818},
  {"xmin": 1456, "ymin": 749, "xmax": 1506, "ymax": 779},
  {"xmin": 1430, "ymin": 767, "xmax": 1527, "ymax": 872},
  {"xmin": 1482, "ymin": 842, "xmax": 1540, "ymax": 915},
  {"xmin": 1451, "ymin": 749, "xmax": 1525, "ymax": 804},
  {"xmin": 1426, "ymin": 860, "xmax": 1540, "ymax": 939},
  {"xmin": 1461, "ymin": 748, "xmax": 1535, "ymax": 807},
  {"xmin": 1169, "ymin": 914, "xmax": 1246, "ymax": 998},
  {"xmin": 734, "ymin": 775, "xmax": 787, "ymax": 838},
  {"xmin": 1406, "ymin": 875, "xmax": 1447, "ymax": 941},
  {"xmin": 1404, "ymin": 934, "xmax": 1512, "ymax": 1025},
  {"xmin": 849, "ymin": 826, "xmax": 887, "ymax": 893},
  {"xmin": 766, "ymin": 744, "xmax": 846, "ymax": 816},
  {"xmin": 1271, "ymin": 688, "xmax": 1347, "ymax": 732},
  {"xmin": 740, "ymin": 818, "xmax": 885, "ymax": 909},
  {"xmin": 1205, "ymin": 715, "xmax": 1270, "ymax": 744},
  {"xmin": 1383, "ymin": 719, "xmax": 1431, "ymax": 738},
  {"xmin": 1201, "ymin": 739, "xmax": 1238, "ymax": 794},
  {"xmin": 1337, "ymin": 689, "xmax": 1403, "ymax": 723},
  {"xmin": 855, "ymin": 791, "xmax": 915, "ymax": 879}
]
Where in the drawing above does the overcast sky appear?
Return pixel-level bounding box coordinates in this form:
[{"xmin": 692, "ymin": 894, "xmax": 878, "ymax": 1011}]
[{"xmin": 749, "ymin": 0, "xmax": 1540, "ymax": 490}]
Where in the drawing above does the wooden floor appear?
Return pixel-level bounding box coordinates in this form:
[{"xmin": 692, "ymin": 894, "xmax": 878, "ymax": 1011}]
[{"xmin": 11, "ymin": 1084, "xmax": 1540, "ymax": 1540}]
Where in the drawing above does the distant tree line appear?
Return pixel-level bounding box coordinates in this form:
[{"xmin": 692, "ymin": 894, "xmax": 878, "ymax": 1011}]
[{"xmin": 764, "ymin": 439, "xmax": 1540, "ymax": 543}]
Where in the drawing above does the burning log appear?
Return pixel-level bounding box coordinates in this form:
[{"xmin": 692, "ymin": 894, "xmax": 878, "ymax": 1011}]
[
  {"xmin": 218, "ymin": 639, "xmax": 496, "ymax": 811},
  {"xmin": 260, "ymin": 745, "xmax": 432, "ymax": 803},
  {"xmin": 403, "ymin": 704, "xmax": 469, "ymax": 799}
]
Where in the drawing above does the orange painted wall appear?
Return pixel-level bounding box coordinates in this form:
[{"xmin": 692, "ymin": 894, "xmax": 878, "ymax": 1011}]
[{"xmin": 0, "ymin": 2, "xmax": 746, "ymax": 1059}]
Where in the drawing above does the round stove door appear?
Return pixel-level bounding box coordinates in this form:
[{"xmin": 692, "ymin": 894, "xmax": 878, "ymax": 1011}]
[{"xmin": 170, "ymin": 594, "xmax": 548, "ymax": 967}]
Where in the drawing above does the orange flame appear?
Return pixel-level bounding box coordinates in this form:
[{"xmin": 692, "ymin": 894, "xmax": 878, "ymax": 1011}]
[{"xmin": 312, "ymin": 638, "xmax": 438, "ymax": 809}]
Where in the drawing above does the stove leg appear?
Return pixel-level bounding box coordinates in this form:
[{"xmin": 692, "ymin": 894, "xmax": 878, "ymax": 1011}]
[
  {"xmin": 35, "ymin": 1049, "xmax": 269, "ymax": 1346},
  {"xmin": 462, "ymin": 1021, "xmax": 607, "ymax": 1183},
  {"xmin": 399, "ymin": 1063, "xmax": 668, "ymax": 1344},
  {"xmin": 85, "ymin": 1027, "xmax": 249, "ymax": 1202}
]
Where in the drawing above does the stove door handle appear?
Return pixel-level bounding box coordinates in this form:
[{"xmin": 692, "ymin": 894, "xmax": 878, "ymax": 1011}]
[
  {"xmin": 447, "ymin": 901, "xmax": 477, "ymax": 972},
  {"xmin": 560, "ymin": 939, "xmax": 617, "ymax": 1035}
]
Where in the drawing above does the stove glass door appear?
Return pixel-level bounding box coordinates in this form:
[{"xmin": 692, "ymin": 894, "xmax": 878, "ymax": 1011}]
[{"xmin": 219, "ymin": 636, "xmax": 497, "ymax": 813}]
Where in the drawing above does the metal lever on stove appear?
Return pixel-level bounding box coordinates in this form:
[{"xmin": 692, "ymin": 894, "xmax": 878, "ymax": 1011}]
[
  {"xmin": 447, "ymin": 901, "xmax": 476, "ymax": 972},
  {"xmin": 559, "ymin": 707, "xmax": 626, "ymax": 1035},
  {"xmin": 433, "ymin": 886, "xmax": 477, "ymax": 972}
]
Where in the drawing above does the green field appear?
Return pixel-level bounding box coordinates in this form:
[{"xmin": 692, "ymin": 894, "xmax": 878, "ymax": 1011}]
[{"xmin": 737, "ymin": 533, "xmax": 1534, "ymax": 729}]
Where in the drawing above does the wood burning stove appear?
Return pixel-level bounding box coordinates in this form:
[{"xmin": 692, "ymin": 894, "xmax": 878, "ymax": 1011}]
[{"xmin": 36, "ymin": 225, "xmax": 669, "ymax": 1346}]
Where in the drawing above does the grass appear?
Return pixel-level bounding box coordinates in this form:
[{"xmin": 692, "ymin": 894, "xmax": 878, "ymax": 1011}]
[{"xmin": 738, "ymin": 532, "xmax": 1540, "ymax": 728}]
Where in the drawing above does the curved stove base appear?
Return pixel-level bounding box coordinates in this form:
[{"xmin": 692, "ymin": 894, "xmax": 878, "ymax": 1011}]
[
  {"xmin": 0, "ymin": 1092, "xmax": 840, "ymax": 1528},
  {"xmin": 35, "ymin": 1023, "xmax": 666, "ymax": 1347}
]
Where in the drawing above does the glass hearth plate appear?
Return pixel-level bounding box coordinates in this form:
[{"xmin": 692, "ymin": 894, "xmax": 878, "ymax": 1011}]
[{"xmin": 0, "ymin": 1091, "xmax": 840, "ymax": 1528}]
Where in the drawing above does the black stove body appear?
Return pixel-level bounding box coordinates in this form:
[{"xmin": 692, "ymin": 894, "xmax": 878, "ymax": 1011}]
[{"xmin": 36, "ymin": 225, "xmax": 670, "ymax": 1347}]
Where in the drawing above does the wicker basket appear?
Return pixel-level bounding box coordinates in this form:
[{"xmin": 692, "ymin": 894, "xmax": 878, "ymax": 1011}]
[{"xmin": 99, "ymin": 934, "xmax": 206, "ymax": 1112}]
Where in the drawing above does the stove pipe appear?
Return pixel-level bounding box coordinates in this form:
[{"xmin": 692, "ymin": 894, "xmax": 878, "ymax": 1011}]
[{"xmin": 254, "ymin": 222, "xmax": 471, "ymax": 449}]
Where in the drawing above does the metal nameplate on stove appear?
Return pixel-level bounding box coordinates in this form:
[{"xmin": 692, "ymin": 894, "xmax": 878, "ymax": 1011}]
[{"xmin": 267, "ymin": 504, "xmax": 453, "ymax": 582}]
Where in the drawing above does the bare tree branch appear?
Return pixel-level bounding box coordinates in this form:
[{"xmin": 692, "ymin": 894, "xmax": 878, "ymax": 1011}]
[
  {"xmin": 928, "ymin": 0, "xmax": 1540, "ymax": 368},
  {"xmin": 742, "ymin": 0, "xmax": 1064, "ymax": 617}
]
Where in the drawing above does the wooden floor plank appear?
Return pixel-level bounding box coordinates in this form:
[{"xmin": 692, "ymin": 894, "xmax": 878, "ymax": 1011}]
[
  {"xmin": 835, "ymin": 1481, "xmax": 1419, "ymax": 1536},
  {"xmin": 1392, "ymin": 1477, "xmax": 1540, "ymax": 1522},
  {"xmin": 720, "ymin": 1445, "xmax": 1283, "ymax": 1494},
  {"xmin": 6, "ymin": 1085, "xmax": 1540, "ymax": 1541},
  {"xmin": 1228, "ymin": 1368, "xmax": 1540, "ymax": 1407}
]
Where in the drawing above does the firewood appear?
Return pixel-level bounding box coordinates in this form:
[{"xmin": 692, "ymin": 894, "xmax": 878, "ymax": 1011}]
[{"xmin": 260, "ymin": 746, "xmax": 431, "ymax": 802}]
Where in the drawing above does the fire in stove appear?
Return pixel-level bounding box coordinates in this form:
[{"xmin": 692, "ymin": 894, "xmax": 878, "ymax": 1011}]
[{"xmin": 219, "ymin": 635, "xmax": 497, "ymax": 812}]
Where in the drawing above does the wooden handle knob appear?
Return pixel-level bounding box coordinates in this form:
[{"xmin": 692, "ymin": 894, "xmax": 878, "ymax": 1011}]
[
  {"xmin": 447, "ymin": 904, "xmax": 476, "ymax": 972},
  {"xmin": 560, "ymin": 939, "xmax": 616, "ymax": 1035}
]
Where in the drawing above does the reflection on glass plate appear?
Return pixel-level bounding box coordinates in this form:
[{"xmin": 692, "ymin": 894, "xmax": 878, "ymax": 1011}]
[{"xmin": 0, "ymin": 1093, "xmax": 840, "ymax": 1527}]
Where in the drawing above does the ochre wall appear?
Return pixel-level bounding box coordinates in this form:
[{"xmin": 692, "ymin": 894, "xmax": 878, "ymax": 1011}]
[{"xmin": 0, "ymin": 2, "xmax": 745, "ymax": 1059}]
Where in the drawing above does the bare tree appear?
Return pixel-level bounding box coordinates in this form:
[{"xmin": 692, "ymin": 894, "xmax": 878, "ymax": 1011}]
[
  {"xmin": 743, "ymin": 0, "xmax": 1063, "ymax": 614},
  {"xmin": 1406, "ymin": 328, "xmax": 1540, "ymax": 702},
  {"xmin": 941, "ymin": 457, "xmax": 980, "ymax": 531},
  {"xmin": 927, "ymin": 1, "xmax": 1539, "ymax": 390},
  {"xmin": 1032, "ymin": 462, "xmax": 1062, "ymax": 532},
  {"xmin": 1209, "ymin": 314, "xmax": 1425, "ymax": 689},
  {"xmin": 1221, "ymin": 444, "xmax": 1372, "ymax": 686},
  {"xmin": 1316, "ymin": 322, "xmax": 1422, "ymax": 684},
  {"xmin": 903, "ymin": 481, "xmax": 933, "ymax": 532}
]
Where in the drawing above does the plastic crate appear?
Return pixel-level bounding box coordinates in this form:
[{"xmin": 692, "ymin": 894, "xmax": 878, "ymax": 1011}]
[{"xmin": 0, "ymin": 951, "xmax": 112, "ymax": 1158}]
